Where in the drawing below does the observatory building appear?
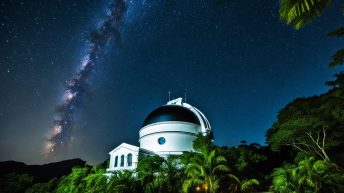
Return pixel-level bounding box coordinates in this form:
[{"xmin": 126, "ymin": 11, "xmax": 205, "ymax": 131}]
[{"xmin": 105, "ymin": 97, "xmax": 211, "ymax": 176}]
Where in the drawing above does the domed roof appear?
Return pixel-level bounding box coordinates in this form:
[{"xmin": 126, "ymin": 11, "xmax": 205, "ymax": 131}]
[{"xmin": 142, "ymin": 105, "xmax": 201, "ymax": 127}]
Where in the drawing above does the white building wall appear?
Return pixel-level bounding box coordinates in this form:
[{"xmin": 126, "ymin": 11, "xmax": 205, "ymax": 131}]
[
  {"xmin": 106, "ymin": 143, "xmax": 139, "ymax": 173},
  {"xmin": 139, "ymin": 122, "xmax": 201, "ymax": 155}
]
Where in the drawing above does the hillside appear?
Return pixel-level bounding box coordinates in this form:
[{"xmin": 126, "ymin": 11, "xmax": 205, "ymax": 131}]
[{"xmin": 0, "ymin": 159, "xmax": 86, "ymax": 183}]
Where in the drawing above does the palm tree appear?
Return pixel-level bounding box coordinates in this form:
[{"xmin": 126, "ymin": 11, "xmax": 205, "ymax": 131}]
[
  {"xmin": 140, "ymin": 155, "xmax": 183, "ymax": 193},
  {"xmin": 136, "ymin": 155, "xmax": 166, "ymax": 193},
  {"xmin": 107, "ymin": 170, "xmax": 139, "ymax": 193},
  {"xmin": 84, "ymin": 167, "xmax": 107, "ymax": 193},
  {"xmin": 271, "ymin": 156, "xmax": 344, "ymax": 193},
  {"xmin": 297, "ymin": 157, "xmax": 322, "ymax": 192},
  {"xmin": 182, "ymin": 149, "xmax": 238, "ymax": 193},
  {"xmin": 162, "ymin": 156, "xmax": 183, "ymax": 193},
  {"xmin": 144, "ymin": 176, "xmax": 165, "ymax": 193}
]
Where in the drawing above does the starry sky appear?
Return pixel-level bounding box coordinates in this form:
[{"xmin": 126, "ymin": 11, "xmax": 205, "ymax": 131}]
[{"xmin": 0, "ymin": 0, "xmax": 343, "ymax": 165}]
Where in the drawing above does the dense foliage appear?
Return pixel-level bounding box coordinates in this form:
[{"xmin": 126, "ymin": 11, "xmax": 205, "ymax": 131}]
[
  {"xmin": 1, "ymin": 132, "xmax": 342, "ymax": 193},
  {"xmin": 271, "ymin": 156, "xmax": 344, "ymax": 193},
  {"xmin": 266, "ymin": 85, "xmax": 344, "ymax": 163}
]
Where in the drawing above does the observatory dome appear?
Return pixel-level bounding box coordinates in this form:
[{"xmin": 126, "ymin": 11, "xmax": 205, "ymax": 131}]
[{"xmin": 139, "ymin": 98, "xmax": 211, "ymax": 156}]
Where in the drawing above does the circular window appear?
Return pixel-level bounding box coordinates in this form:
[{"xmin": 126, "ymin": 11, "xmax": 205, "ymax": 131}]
[{"xmin": 158, "ymin": 137, "xmax": 166, "ymax": 145}]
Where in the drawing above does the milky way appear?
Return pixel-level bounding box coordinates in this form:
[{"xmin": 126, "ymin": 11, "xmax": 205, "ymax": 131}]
[{"xmin": 45, "ymin": 0, "xmax": 128, "ymax": 157}]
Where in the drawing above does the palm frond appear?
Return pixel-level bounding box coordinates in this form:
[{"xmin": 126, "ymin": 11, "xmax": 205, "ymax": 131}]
[
  {"xmin": 182, "ymin": 178, "xmax": 202, "ymax": 193},
  {"xmin": 279, "ymin": 0, "xmax": 332, "ymax": 29},
  {"xmin": 215, "ymin": 155, "xmax": 227, "ymax": 164},
  {"xmin": 228, "ymin": 173, "xmax": 240, "ymax": 184},
  {"xmin": 328, "ymin": 27, "xmax": 344, "ymax": 37},
  {"xmin": 241, "ymin": 179, "xmax": 260, "ymax": 191},
  {"xmin": 212, "ymin": 164, "xmax": 230, "ymax": 174},
  {"xmin": 329, "ymin": 49, "xmax": 344, "ymax": 67}
]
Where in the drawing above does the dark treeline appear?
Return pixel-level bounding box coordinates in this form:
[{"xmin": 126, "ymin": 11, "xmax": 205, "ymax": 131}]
[{"xmin": 0, "ymin": 159, "xmax": 86, "ymax": 183}]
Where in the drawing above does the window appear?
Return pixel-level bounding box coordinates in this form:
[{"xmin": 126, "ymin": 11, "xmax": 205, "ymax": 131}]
[
  {"xmin": 127, "ymin": 153, "xmax": 132, "ymax": 167},
  {"xmin": 158, "ymin": 137, "xmax": 166, "ymax": 145},
  {"xmin": 120, "ymin": 155, "xmax": 124, "ymax": 167},
  {"xmin": 114, "ymin": 156, "xmax": 118, "ymax": 167}
]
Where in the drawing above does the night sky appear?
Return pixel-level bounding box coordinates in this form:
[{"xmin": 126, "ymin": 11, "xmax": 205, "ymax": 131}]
[{"xmin": 0, "ymin": 0, "xmax": 343, "ymax": 165}]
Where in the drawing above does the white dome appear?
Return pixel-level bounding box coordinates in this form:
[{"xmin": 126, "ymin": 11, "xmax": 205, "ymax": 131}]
[{"xmin": 139, "ymin": 98, "xmax": 211, "ymax": 156}]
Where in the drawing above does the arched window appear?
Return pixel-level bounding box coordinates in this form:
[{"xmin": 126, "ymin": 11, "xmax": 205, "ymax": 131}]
[
  {"xmin": 114, "ymin": 156, "xmax": 118, "ymax": 167},
  {"xmin": 127, "ymin": 153, "xmax": 132, "ymax": 167},
  {"xmin": 120, "ymin": 155, "xmax": 124, "ymax": 167}
]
